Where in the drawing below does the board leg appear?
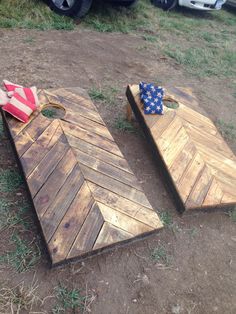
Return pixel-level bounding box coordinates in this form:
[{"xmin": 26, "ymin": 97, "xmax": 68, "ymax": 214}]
[{"xmin": 126, "ymin": 102, "xmax": 133, "ymax": 122}]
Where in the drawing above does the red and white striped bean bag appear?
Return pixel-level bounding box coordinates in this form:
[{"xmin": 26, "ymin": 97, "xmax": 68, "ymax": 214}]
[{"xmin": 2, "ymin": 92, "xmax": 37, "ymax": 123}]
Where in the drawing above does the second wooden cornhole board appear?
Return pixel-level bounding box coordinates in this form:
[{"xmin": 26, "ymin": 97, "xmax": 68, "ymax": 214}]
[
  {"xmin": 2, "ymin": 87, "xmax": 163, "ymax": 266},
  {"xmin": 126, "ymin": 84, "xmax": 236, "ymax": 212}
]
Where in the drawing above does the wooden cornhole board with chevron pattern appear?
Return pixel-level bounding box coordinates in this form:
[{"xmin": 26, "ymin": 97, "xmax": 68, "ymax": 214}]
[
  {"xmin": 126, "ymin": 84, "xmax": 236, "ymax": 212},
  {"xmin": 1, "ymin": 87, "xmax": 163, "ymax": 266}
]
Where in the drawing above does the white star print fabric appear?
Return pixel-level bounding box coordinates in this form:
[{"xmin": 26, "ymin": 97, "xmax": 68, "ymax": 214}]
[{"xmin": 139, "ymin": 82, "xmax": 164, "ymax": 115}]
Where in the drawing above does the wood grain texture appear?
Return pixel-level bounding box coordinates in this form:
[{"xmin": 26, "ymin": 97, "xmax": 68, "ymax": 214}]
[
  {"xmin": 2, "ymin": 87, "xmax": 163, "ymax": 265},
  {"xmin": 126, "ymin": 84, "xmax": 236, "ymax": 211}
]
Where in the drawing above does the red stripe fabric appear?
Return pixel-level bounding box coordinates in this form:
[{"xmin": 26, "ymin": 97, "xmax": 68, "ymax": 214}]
[
  {"xmin": 3, "ymin": 103, "xmax": 29, "ymax": 123},
  {"xmin": 14, "ymin": 93, "xmax": 36, "ymax": 111},
  {"xmin": 15, "ymin": 87, "xmax": 39, "ymax": 107},
  {"xmin": 3, "ymin": 80, "xmax": 22, "ymax": 92},
  {"xmin": 3, "ymin": 92, "xmax": 36, "ymax": 123},
  {"xmin": 22, "ymin": 88, "xmax": 35, "ymax": 104}
]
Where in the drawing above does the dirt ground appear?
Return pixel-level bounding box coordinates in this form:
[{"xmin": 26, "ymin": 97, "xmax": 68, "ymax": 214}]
[{"xmin": 0, "ymin": 28, "xmax": 236, "ymax": 314}]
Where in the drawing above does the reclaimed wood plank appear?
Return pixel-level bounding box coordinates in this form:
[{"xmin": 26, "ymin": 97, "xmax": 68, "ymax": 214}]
[
  {"xmin": 81, "ymin": 164, "xmax": 152, "ymax": 209},
  {"xmin": 184, "ymin": 122, "xmax": 234, "ymax": 159},
  {"xmin": 58, "ymin": 98, "xmax": 104, "ymax": 124},
  {"xmin": 174, "ymin": 153, "xmax": 205, "ymax": 203},
  {"xmin": 62, "ymin": 111, "xmax": 113, "ymax": 140},
  {"xmin": 97, "ymin": 202, "xmax": 153, "ymax": 235},
  {"xmin": 202, "ymin": 178, "xmax": 224, "ymax": 207},
  {"xmin": 34, "ymin": 149, "xmax": 77, "ymax": 217},
  {"xmin": 93, "ymin": 222, "xmax": 133, "ymax": 250},
  {"xmin": 151, "ymin": 110, "xmax": 176, "ymax": 138},
  {"xmin": 74, "ymin": 149, "xmax": 142, "ymax": 191},
  {"xmin": 155, "ymin": 116, "xmax": 183, "ymax": 153},
  {"xmin": 169, "ymin": 142, "xmax": 196, "ymax": 183},
  {"xmin": 48, "ymin": 183, "xmax": 94, "ymax": 264},
  {"xmin": 62, "ymin": 120, "xmax": 123, "ymax": 158},
  {"xmin": 28, "ymin": 136, "xmax": 69, "ymax": 197},
  {"xmin": 185, "ymin": 166, "xmax": 213, "ymax": 209},
  {"xmin": 46, "ymin": 88, "xmax": 97, "ymax": 111},
  {"xmin": 158, "ymin": 126, "xmax": 189, "ymax": 168},
  {"xmin": 88, "ymin": 183, "xmax": 162, "ymax": 229},
  {"xmin": 14, "ymin": 114, "xmax": 52, "ymax": 157},
  {"xmin": 42, "ymin": 164, "xmax": 84, "ymax": 242},
  {"xmin": 21, "ymin": 120, "xmax": 62, "ymax": 177},
  {"xmin": 68, "ymin": 136, "xmax": 132, "ymax": 174},
  {"xmin": 176, "ymin": 104, "xmax": 217, "ymax": 136},
  {"xmin": 67, "ymin": 203, "xmax": 104, "ymax": 259},
  {"xmin": 9, "ymin": 110, "xmax": 41, "ymax": 138}
]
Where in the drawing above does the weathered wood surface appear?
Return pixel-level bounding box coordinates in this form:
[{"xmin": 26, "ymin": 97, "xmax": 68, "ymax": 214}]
[
  {"xmin": 2, "ymin": 87, "xmax": 163, "ymax": 265},
  {"xmin": 126, "ymin": 84, "xmax": 236, "ymax": 212}
]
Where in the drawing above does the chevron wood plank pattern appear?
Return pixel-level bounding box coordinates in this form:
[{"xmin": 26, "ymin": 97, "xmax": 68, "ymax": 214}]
[
  {"xmin": 1, "ymin": 87, "xmax": 163, "ymax": 266},
  {"xmin": 126, "ymin": 84, "xmax": 236, "ymax": 212}
]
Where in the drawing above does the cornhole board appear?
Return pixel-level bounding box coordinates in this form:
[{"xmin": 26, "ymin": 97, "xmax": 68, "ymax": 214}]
[
  {"xmin": 126, "ymin": 84, "xmax": 236, "ymax": 212},
  {"xmin": 1, "ymin": 87, "xmax": 163, "ymax": 266}
]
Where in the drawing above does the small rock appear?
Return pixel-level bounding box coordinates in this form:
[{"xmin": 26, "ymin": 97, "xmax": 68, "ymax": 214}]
[
  {"xmin": 231, "ymin": 236, "xmax": 236, "ymax": 242},
  {"xmin": 142, "ymin": 274, "xmax": 150, "ymax": 285},
  {"xmin": 138, "ymin": 292, "xmax": 144, "ymax": 298},
  {"xmin": 171, "ymin": 304, "xmax": 181, "ymax": 314},
  {"xmin": 132, "ymin": 299, "xmax": 137, "ymax": 303}
]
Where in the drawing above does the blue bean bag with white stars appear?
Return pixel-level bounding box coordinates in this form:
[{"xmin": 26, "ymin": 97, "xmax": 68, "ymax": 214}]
[{"xmin": 139, "ymin": 82, "xmax": 164, "ymax": 115}]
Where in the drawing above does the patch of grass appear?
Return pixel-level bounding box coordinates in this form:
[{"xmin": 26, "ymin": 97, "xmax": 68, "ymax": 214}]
[
  {"xmin": 151, "ymin": 245, "xmax": 171, "ymax": 266},
  {"xmin": 83, "ymin": 1, "xmax": 152, "ymax": 33},
  {"xmin": 216, "ymin": 119, "xmax": 236, "ymax": 141},
  {"xmin": 0, "ymin": 169, "xmax": 23, "ymax": 193},
  {"xmin": 0, "ymin": 278, "xmax": 41, "ymax": 313},
  {"xmin": 201, "ymin": 31, "xmax": 215, "ymax": 43},
  {"xmin": 83, "ymin": 0, "xmax": 212, "ymax": 34},
  {"xmin": 187, "ymin": 227, "xmax": 198, "ymax": 238},
  {"xmin": 159, "ymin": 211, "xmax": 182, "ymax": 233},
  {"xmin": 113, "ymin": 116, "xmax": 137, "ymax": 133},
  {"xmin": 0, "ymin": 199, "xmax": 13, "ymax": 211},
  {"xmin": 0, "ymin": 200, "xmax": 31, "ymax": 231},
  {"xmin": 142, "ymin": 34, "xmax": 158, "ymax": 42},
  {"xmin": 136, "ymin": 44, "xmax": 149, "ymax": 51},
  {"xmin": 23, "ymin": 36, "xmax": 35, "ymax": 44},
  {"xmin": 41, "ymin": 107, "xmax": 58, "ymax": 119},
  {"xmin": 88, "ymin": 87, "xmax": 107, "ymax": 101},
  {"xmin": 0, "ymin": 0, "xmax": 74, "ymax": 30},
  {"xmin": 53, "ymin": 284, "xmax": 86, "ymax": 313},
  {"xmin": 0, "ymin": 234, "xmax": 41, "ymax": 273},
  {"xmin": 88, "ymin": 86, "xmax": 118, "ymax": 106},
  {"xmin": 229, "ymin": 207, "xmax": 236, "ymax": 222},
  {"xmin": 0, "ymin": 117, "xmax": 6, "ymax": 139},
  {"xmin": 213, "ymin": 8, "xmax": 236, "ymax": 26},
  {"xmin": 164, "ymin": 46, "xmax": 236, "ymax": 77},
  {"xmin": 164, "ymin": 101, "xmax": 179, "ymax": 109},
  {"xmin": 160, "ymin": 211, "xmax": 173, "ymax": 227}
]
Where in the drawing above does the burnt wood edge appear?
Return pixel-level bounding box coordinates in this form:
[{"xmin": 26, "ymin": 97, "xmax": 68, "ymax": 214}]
[
  {"xmin": 52, "ymin": 227, "xmax": 161, "ymax": 268},
  {"xmin": 0, "ymin": 110, "xmax": 52, "ymax": 267},
  {"xmin": 126, "ymin": 86, "xmax": 186, "ymax": 214}
]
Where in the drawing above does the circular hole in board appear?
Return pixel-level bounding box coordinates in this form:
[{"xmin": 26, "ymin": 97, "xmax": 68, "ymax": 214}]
[
  {"xmin": 41, "ymin": 104, "xmax": 66, "ymax": 120},
  {"xmin": 164, "ymin": 100, "xmax": 179, "ymax": 109}
]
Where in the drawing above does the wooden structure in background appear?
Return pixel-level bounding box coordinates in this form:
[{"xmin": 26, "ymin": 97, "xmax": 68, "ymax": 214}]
[
  {"xmin": 126, "ymin": 84, "xmax": 236, "ymax": 212},
  {"xmin": 2, "ymin": 87, "xmax": 163, "ymax": 266}
]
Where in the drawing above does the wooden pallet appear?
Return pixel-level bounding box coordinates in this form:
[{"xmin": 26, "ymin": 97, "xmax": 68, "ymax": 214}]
[
  {"xmin": 126, "ymin": 84, "xmax": 236, "ymax": 212},
  {"xmin": 1, "ymin": 87, "xmax": 163, "ymax": 266}
]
